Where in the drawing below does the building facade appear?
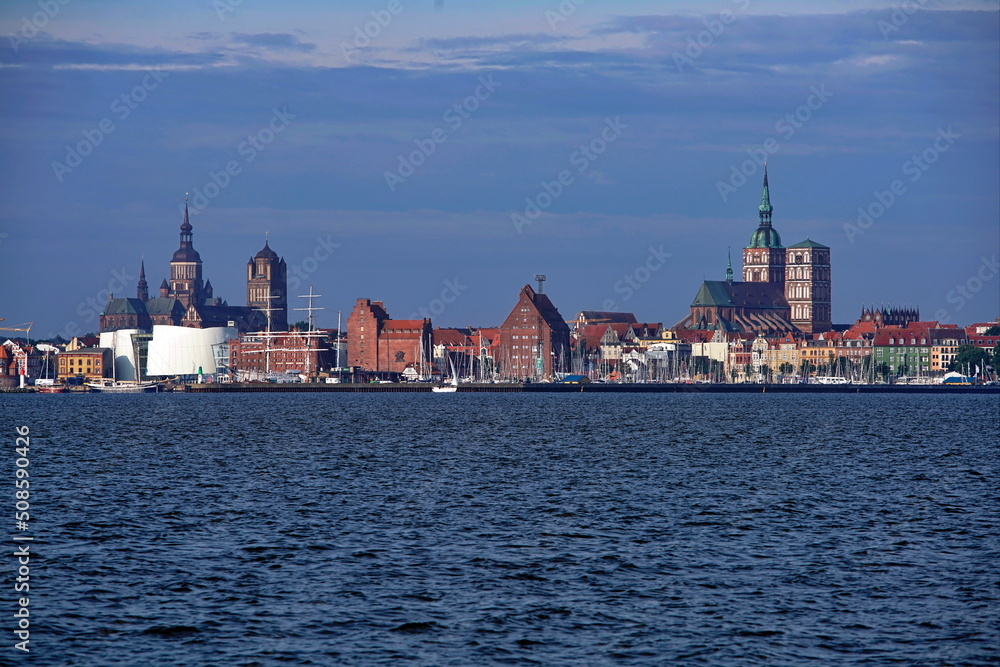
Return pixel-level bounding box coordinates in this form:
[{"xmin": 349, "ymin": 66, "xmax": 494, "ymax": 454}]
[
  {"xmin": 346, "ymin": 298, "xmax": 432, "ymax": 375},
  {"xmin": 497, "ymin": 284, "xmax": 571, "ymax": 381},
  {"xmin": 678, "ymin": 168, "xmax": 833, "ymax": 335},
  {"xmin": 246, "ymin": 240, "xmax": 288, "ymax": 331},
  {"xmin": 101, "ymin": 201, "xmax": 279, "ymax": 335}
]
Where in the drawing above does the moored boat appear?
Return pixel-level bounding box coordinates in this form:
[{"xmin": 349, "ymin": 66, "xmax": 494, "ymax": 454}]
[{"xmin": 87, "ymin": 380, "xmax": 159, "ymax": 393}]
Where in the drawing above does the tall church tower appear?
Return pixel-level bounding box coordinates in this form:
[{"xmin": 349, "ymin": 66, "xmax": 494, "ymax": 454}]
[
  {"xmin": 246, "ymin": 238, "xmax": 288, "ymax": 331},
  {"xmin": 785, "ymin": 240, "xmax": 832, "ymax": 333},
  {"xmin": 137, "ymin": 258, "xmax": 149, "ymax": 301},
  {"xmin": 742, "ymin": 167, "xmax": 785, "ymax": 284},
  {"xmin": 168, "ymin": 201, "xmax": 205, "ymax": 308}
]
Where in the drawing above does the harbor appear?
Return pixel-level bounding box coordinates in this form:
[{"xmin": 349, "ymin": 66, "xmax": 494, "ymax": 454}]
[{"xmin": 183, "ymin": 381, "xmax": 999, "ymax": 394}]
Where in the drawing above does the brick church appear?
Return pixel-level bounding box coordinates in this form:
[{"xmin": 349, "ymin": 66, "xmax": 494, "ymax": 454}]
[
  {"xmin": 675, "ymin": 168, "xmax": 833, "ymax": 335},
  {"xmin": 100, "ymin": 202, "xmax": 286, "ymax": 334}
]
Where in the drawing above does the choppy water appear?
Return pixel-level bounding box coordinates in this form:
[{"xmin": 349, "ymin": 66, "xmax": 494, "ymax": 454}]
[{"xmin": 4, "ymin": 392, "xmax": 998, "ymax": 665}]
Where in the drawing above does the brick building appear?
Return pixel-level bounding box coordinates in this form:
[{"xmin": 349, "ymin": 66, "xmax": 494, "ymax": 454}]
[
  {"xmin": 496, "ymin": 284, "xmax": 571, "ymax": 381},
  {"xmin": 229, "ymin": 330, "xmax": 334, "ymax": 380},
  {"xmin": 346, "ymin": 299, "xmax": 432, "ymax": 376}
]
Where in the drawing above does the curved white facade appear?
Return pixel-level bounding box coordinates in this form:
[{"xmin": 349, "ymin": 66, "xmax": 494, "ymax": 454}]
[
  {"xmin": 146, "ymin": 325, "xmax": 237, "ymax": 377},
  {"xmin": 99, "ymin": 329, "xmax": 141, "ymax": 382}
]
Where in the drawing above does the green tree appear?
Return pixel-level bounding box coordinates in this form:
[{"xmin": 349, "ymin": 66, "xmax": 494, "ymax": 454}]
[
  {"xmin": 778, "ymin": 362, "xmax": 795, "ymax": 376},
  {"xmin": 291, "ymin": 320, "xmax": 311, "ymax": 331},
  {"xmin": 949, "ymin": 344, "xmax": 989, "ymax": 373},
  {"xmin": 984, "ymin": 325, "xmax": 1000, "ymax": 335},
  {"xmin": 991, "ymin": 345, "xmax": 1000, "ymax": 373},
  {"xmin": 874, "ymin": 362, "xmax": 890, "ymax": 381}
]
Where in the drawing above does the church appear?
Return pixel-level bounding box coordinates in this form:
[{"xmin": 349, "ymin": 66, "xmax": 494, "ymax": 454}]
[
  {"xmin": 100, "ymin": 202, "xmax": 287, "ymax": 334},
  {"xmin": 675, "ymin": 168, "xmax": 833, "ymax": 335}
]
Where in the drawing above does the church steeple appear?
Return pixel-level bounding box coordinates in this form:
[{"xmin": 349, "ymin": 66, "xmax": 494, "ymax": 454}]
[
  {"xmin": 743, "ymin": 165, "xmax": 785, "ymax": 284},
  {"xmin": 169, "ymin": 196, "xmax": 204, "ymax": 308},
  {"xmin": 726, "ymin": 247, "xmax": 733, "ymax": 283},
  {"xmin": 758, "ymin": 165, "xmax": 773, "ymax": 224},
  {"xmin": 137, "ymin": 257, "xmax": 148, "ymax": 301}
]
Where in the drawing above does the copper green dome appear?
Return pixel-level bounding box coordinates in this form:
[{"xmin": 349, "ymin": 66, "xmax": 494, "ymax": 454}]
[{"xmin": 748, "ymin": 225, "xmax": 782, "ymax": 248}]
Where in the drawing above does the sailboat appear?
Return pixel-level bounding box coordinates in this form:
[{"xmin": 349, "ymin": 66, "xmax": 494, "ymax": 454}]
[
  {"xmin": 432, "ymin": 355, "xmax": 459, "ymax": 392},
  {"xmin": 35, "ymin": 344, "xmax": 68, "ymax": 392},
  {"xmin": 88, "ymin": 335, "xmax": 159, "ymax": 393}
]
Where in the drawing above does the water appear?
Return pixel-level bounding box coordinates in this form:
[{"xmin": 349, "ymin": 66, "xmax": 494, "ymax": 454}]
[{"xmin": 4, "ymin": 392, "xmax": 998, "ymax": 665}]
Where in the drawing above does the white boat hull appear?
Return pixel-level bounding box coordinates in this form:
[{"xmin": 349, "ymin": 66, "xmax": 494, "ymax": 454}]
[{"xmin": 87, "ymin": 382, "xmax": 159, "ymax": 393}]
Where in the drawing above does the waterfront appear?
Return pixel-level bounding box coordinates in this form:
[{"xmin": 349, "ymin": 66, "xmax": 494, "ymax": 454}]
[{"xmin": 6, "ymin": 393, "xmax": 999, "ymax": 665}]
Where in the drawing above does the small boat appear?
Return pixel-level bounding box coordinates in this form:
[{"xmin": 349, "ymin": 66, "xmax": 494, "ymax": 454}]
[
  {"xmin": 432, "ymin": 356, "xmax": 459, "ymax": 392},
  {"xmin": 37, "ymin": 383, "xmax": 68, "ymax": 394},
  {"xmin": 87, "ymin": 380, "xmax": 159, "ymax": 393}
]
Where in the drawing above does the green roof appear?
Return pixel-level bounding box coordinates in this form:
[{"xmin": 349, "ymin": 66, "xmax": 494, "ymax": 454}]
[
  {"xmin": 692, "ymin": 281, "xmax": 735, "ymax": 307},
  {"xmin": 787, "ymin": 238, "xmax": 828, "ymax": 249},
  {"xmin": 748, "ymin": 226, "xmax": 782, "ymax": 249},
  {"xmin": 101, "ymin": 298, "xmax": 146, "ymax": 316}
]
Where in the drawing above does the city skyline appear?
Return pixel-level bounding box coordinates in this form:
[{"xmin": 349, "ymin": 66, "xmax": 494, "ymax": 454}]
[{"xmin": 1, "ymin": 1, "xmax": 997, "ymax": 337}]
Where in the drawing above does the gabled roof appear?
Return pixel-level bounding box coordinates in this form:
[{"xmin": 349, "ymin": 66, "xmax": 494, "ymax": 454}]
[
  {"xmin": 691, "ymin": 281, "xmax": 789, "ymax": 309},
  {"xmin": 144, "ymin": 298, "xmax": 184, "ymax": 316},
  {"xmin": 102, "ymin": 298, "xmax": 147, "ymax": 316},
  {"xmin": 502, "ymin": 285, "xmax": 570, "ymax": 333}
]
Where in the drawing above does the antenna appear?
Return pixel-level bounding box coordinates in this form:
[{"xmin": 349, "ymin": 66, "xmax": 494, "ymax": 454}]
[{"xmin": 534, "ymin": 274, "xmax": 546, "ymax": 293}]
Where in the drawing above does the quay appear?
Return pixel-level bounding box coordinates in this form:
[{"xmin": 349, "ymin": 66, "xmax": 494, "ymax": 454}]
[{"xmin": 185, "ymin": 382, "xmax": 1000, "ymax": 394}]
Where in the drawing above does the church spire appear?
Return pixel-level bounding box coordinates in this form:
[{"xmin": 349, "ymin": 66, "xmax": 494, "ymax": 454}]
[
  {"xmin": 137, "ymin": 257, "xmax": 148, "ymax": 301},
  {"xmin": 758, "ymin": 165, "xmax": 773, "ymax": 225},
  {"xmin": 726, "ymin": 247, "xmax": 733, "ymax": 283}
]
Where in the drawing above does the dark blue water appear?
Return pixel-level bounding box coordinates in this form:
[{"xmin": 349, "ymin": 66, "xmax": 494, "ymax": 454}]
[{"xmin": 4, "ymin": 393, "xmax": 998, "ymax": 665}]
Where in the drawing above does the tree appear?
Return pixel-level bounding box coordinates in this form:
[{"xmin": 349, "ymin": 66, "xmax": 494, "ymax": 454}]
[
  {"xmin": 992, "ymin": 345, "xmax": 1000, "ymax": 373},
  {"xmin": 778, "ymin": 362, "xmax": 795, "ymax": 376},
  {"xmin": 950, "ymin": 344, "xmax": 990, "ymax": 374},
  {"xmin": 291, "ymin": 320, "xmax": 311, "ymax": 331},
  {"xmin": 874, "ymin": 362, "xmax": 891, "ymax": 381},
  {"xmin": 984, "ymin": 325, "xmax": 1000, "ymax": 335}
]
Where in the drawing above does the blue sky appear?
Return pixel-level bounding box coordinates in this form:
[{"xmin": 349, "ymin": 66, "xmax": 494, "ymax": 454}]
[{"xmin": 1, "ymin": 0, "xmax": 997, "ymax": 338}]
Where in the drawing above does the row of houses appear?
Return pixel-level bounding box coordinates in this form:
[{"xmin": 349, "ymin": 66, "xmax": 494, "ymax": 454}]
[{"xmin": 6, "ymin": 285, "xmax": 998, "ymax": 385}]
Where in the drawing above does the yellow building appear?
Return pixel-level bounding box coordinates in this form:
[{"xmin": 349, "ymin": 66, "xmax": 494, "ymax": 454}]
[
  {"xmin": 929, "ymin": 328, "xmax": 966, "ymax": 373},
  {"xmin": 57, "ymin": 348, "xmax": 112, "ymax": 381}
]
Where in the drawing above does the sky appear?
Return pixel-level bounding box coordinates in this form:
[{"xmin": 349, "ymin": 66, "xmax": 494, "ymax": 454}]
[{"xmin": 1, "ymin": 0, "xmax": 997, "ymax": 339}]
